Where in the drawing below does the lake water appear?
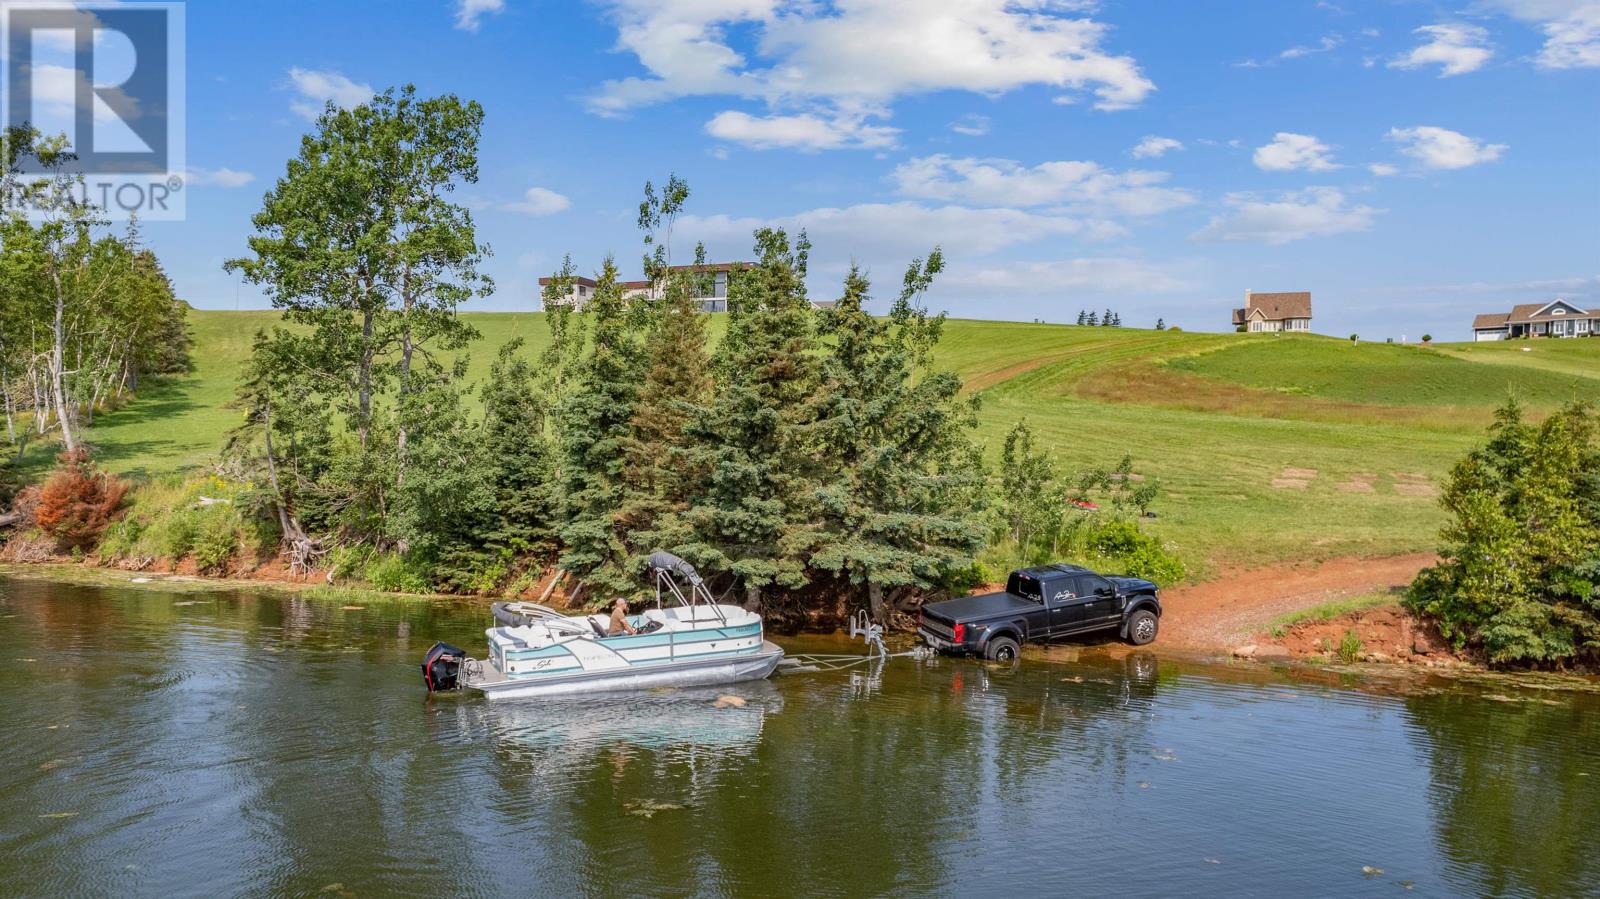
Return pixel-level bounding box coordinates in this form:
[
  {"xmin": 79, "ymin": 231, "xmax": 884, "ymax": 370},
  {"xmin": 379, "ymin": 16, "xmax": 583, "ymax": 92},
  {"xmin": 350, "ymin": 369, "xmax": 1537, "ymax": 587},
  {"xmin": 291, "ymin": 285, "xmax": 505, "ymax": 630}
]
[{"xmin": 1, "ymin": 576, "xmax": 1597, "ymax": 898}]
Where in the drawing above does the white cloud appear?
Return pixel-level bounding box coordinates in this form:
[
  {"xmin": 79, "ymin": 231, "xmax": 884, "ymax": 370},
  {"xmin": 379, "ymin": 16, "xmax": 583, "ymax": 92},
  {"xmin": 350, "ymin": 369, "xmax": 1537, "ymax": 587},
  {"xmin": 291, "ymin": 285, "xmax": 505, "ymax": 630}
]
[
  {"xmin": 185, "ymin": 167, "xmax": 256, "ymax": 188},
  {"xmin": 1253, "ymin": 132, "xmax": 1340, "ymax": 172},
  {"xmin": 1477, "ymin": 1, "xmax": 1600, "ymax": 69},
  {"xmin": 679, "ymin": 201, "xmax": 1120, "ymax": 262},
  {"xmin": 1387, "ymin": 126, "xmax": 1507, "ymax": 169},
  {"xmin": 1191, "ymin": 187, "xmax": 1379, "ymax": 245},
  {"xmin": 1389, "ymin": 23, "xmax": 1494, "ymax": 76},
  {"xmin": 287, "ymin": 68, "xmax": 375, "ymax": 120},
  {"xmin": 705, "ymin": 110, "xmax": 898, "ymax": 151},
  {"xmin": 1131, "ymin": 135, "xmax": 1182, "ymax": 159},
  {"xmin": 504, "ymin": 186, "xmax": 572, "ymax": 216},
  {"xmin": 1368, "ymin": 163, "xmax": 1400, "ymax": 176},
  {"xmin": 949, "ymin": 114, "xmax": 991, "ymax": 137},
  {"xmin": 942, "ymin": 258, "xmax": 1196, "ymax": 297},
  {"xmin": 1280, "ymin": 33, "xmax": 1345, "ymax": 59},
  {"xmin": 588, "ymin": 0, "xmax": 1155, "ymax": 138},
  {"xmin": 891, "ymin": 155, "xmax": 1195, "ymax": 217},
  {"xmin": 454, "ymin": 0, "xmax": 506, "ymax": 32}
]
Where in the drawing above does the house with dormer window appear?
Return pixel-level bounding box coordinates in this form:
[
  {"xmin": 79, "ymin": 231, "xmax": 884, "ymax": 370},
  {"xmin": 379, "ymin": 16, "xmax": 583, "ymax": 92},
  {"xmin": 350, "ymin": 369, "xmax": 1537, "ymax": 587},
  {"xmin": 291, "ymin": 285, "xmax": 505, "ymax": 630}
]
[
  {"xmin": 1231, "ymin": 290, "xmax": 1312, "ymax": 333},
  {"xmin": 1471, "ymin": 299, "xmax": 1598, "ymax": 341}
]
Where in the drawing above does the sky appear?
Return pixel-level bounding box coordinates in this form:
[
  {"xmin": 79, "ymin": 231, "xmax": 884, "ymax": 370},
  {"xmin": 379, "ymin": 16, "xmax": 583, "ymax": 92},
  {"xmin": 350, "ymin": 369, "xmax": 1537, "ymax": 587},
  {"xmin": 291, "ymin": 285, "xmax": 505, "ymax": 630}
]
[{"xmin": 47, "ymin": 1, "xmax": 1600, "ymax": 338}]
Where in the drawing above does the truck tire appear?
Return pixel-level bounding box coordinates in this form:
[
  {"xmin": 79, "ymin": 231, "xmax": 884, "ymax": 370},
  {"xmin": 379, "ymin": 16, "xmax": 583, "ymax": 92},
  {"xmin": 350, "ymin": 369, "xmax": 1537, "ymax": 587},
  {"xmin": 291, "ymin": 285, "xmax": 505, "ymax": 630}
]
[
  {"xmin": 985, "ymin": 635, "xmax": 1020, "ymax": 663},
  {"xmin": 1126, "ymin": 609, "xmax": 1158, "ymax": 646}
]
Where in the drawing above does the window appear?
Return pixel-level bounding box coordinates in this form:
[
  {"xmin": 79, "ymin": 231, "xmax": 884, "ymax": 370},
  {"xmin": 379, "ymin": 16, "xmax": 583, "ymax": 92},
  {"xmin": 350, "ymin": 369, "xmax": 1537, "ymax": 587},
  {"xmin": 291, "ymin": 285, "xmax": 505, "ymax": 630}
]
[
  {"xmin": 1007, "ymin": 573, "xmax": 1043, "ymax": 602},
  {"xmin": 1077, "ymin": 575, "xmax": 1113, "ymax": 597}
]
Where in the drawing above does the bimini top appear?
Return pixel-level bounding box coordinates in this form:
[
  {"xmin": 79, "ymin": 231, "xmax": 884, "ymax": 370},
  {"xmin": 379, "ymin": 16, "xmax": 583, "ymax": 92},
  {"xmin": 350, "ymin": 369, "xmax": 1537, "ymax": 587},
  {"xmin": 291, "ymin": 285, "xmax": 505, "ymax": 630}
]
[{"xmin": 648, "ymin": 551, "xmax": 704, "ymax": 587}]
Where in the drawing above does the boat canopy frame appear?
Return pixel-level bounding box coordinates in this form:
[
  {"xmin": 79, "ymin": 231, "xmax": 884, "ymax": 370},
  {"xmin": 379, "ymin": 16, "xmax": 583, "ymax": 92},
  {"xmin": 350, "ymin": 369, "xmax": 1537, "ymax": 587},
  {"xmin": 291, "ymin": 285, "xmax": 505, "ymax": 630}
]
[{"xmin": 648, "ymin": 551, "xmax": 727, "ymax": 624}]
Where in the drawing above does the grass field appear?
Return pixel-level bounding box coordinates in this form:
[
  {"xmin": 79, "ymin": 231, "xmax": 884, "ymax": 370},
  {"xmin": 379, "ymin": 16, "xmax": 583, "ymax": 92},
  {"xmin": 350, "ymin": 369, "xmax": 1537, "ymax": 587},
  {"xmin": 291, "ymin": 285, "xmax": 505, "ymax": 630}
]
[{"xmin": 20, "ymin": 312, "xmax": 1600, "ymax": 578}]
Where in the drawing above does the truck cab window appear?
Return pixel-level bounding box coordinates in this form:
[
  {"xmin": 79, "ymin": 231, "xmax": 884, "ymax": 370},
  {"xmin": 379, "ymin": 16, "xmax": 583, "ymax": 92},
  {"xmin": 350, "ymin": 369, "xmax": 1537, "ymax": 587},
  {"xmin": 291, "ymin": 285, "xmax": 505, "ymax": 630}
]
[{"xmin": 1007, "ymin": 573, "xmax": 1043, "ymax": 603}]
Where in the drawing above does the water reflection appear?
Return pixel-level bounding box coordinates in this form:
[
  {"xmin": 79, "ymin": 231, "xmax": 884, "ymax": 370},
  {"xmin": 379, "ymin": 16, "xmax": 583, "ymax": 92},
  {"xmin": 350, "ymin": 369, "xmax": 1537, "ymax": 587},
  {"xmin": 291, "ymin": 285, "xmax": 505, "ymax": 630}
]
[{"xmin": 2, "ymin": 576, "xmax": 1598, "ymax": 897}]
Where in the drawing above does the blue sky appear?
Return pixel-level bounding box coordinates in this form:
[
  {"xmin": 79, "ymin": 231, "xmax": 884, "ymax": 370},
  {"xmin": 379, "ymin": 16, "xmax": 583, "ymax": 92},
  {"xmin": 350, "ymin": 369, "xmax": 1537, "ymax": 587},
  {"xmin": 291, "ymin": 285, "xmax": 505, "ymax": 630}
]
[{"xmin": 133, "ymin": 0, "xmax": 1600, "ymax": 338}]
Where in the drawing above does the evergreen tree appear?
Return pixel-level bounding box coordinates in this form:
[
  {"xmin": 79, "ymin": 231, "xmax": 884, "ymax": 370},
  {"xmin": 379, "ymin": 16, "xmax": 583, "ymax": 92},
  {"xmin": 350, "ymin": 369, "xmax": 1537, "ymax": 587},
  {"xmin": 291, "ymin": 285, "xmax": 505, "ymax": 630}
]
[
  {"xmin": 557, "ymin": 258, "xmax": 644, "ymax": 601},
  {"xmin": 678, "ymin": 228, "xmax": 822, "ymax": 611},
  {"xmin": 810, "ymin": 262, "xmax": 985, "ymax": 621},
  {"xmin": 1086, "ymin": 310, "xmax": 1099, "ymax": 326},
  {"xmin": 1155, "ymin": 318, "xmax": 1166, "ymax": 331},
  {"xmin": 1103, "ymin": 308, "xmax": 1116, "ymax": 327},
  {"xmin": 620, "ymin": 274, "xmax": 713, "ymax": 560}
]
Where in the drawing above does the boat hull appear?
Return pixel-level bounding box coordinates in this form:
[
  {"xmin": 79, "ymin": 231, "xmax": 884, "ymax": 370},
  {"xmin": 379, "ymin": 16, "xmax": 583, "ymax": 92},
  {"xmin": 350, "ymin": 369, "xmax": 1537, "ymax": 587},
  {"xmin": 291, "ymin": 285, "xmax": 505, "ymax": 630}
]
[{"xmin": 466, "ymin": 640, "xmax": 784, "ymax": 701}]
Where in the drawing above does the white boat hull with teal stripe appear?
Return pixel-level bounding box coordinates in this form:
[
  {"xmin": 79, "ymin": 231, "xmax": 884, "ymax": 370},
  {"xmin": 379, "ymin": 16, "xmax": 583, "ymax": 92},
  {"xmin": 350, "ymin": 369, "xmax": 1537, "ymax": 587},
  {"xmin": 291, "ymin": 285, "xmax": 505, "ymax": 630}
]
[{"xmin": 463, "ymin": 603, "xmax": 783, "ymax": 700}]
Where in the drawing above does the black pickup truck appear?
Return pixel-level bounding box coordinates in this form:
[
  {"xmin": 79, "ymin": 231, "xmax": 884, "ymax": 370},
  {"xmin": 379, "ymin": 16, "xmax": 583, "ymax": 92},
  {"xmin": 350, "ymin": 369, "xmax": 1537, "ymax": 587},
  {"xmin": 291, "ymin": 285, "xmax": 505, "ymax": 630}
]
[{"xmin": 918, "ymin": 564, "xmax": 1162, "ymax": 662}]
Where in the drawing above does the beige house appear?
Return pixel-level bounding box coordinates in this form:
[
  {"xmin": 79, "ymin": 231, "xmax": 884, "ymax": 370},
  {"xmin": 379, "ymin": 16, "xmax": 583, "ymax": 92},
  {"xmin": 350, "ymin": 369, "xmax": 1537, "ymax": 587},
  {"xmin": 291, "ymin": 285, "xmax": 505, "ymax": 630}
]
[
  {"xmin": 1471, "ymin": 299, "xmax": 1598, "ymax": 341},
  {"xmin": 1232, "ymin": 290, "xmax": 1312, "ymax": 333}
]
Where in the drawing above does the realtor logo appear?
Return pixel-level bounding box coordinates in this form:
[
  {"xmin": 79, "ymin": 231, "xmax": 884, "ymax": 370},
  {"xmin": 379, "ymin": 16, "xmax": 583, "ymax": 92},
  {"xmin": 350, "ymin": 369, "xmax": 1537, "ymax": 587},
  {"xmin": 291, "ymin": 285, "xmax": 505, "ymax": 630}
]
[{"xmin": 2, "ymin": 1, "xmax": 186, "ymax": 218}]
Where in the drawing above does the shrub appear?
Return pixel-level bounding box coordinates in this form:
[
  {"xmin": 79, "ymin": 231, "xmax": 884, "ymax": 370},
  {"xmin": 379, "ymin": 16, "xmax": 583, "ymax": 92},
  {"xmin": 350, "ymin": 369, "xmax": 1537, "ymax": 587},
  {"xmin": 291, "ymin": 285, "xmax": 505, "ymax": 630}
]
[
  {"xmin": 192, "ymin": 512, "xmax": 240, "ymax": 574},
  {"xmin": 97, "ymin": 516, "xmax": 146, "ymax": 560},
  {"xmin": 363, "ymin": 553, "xmax": 429, "ymax": 593},
  {"xmin": 35, "ymin": 450, "xmax": 128, "ymax": 551},
  {"xmin": 1087, "ymin": 519, "xmax": 1186, "ymax": 585},
  {"xmin": 153, "ymin": 509, "xmax": 202, "ymax": 560}
]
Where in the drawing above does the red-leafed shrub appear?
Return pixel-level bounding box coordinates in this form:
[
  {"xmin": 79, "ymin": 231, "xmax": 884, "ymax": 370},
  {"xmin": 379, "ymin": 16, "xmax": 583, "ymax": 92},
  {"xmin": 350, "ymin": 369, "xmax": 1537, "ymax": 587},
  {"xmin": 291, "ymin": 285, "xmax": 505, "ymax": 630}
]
[{"xmin": 35, "ymin": 450, "xmax": 128, "ymax": 550}]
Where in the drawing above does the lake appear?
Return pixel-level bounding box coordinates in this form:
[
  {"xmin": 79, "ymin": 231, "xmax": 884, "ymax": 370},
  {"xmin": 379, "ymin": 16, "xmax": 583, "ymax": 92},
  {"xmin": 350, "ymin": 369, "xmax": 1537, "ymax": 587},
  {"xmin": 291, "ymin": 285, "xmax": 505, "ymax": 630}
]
[{"xmin": 1, "ymin": 576, "xmax": 1596, "ymax": 897}]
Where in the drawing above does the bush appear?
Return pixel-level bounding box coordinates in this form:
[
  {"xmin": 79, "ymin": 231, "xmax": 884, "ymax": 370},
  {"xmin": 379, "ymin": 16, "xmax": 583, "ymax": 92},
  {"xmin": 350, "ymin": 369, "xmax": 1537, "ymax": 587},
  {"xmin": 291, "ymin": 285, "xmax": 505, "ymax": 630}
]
[
  {"xmin": 153, "ymin": 509, "xmax": 202, "ymax": 560},
  {"xmin": 1406, "ymin": 399, "xmax": 1600, "ymax": 667},
  {"xmin": 1087, "ymin": 519, "xmax": 1186, "ymax": 585},
  {"xmin": 192, "ymin": 512, "xmax": 240, "ymax": 574},
  {"xmin": 1338, "ymin": 629, "xmax": 1363, "ymax": 663},
  {"xmin": 363, "ymin": 553, "xmax": 430, "ymax": 593},
  {"xmin": 35, "ymin": 450, "xmax": 128, "ymax": 551}
]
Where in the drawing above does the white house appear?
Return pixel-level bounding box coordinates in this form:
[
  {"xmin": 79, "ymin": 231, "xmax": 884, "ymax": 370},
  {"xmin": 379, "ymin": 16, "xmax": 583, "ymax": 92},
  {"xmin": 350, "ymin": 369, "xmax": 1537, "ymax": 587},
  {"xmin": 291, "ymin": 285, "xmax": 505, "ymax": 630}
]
[
  {"xmin": 539, "ymin": 262, "xmax": 752, "ymax": 313},
  {"xmin": 1471, "ymin": 299, "xmax": 1598, "ymax": 341}
]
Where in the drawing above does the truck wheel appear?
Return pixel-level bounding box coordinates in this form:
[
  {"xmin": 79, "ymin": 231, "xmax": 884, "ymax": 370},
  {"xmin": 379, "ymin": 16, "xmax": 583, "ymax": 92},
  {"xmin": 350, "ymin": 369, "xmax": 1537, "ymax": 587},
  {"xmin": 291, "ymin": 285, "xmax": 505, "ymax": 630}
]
[
  {"xmin": 1126, "ymin": 610, "xmax": 1158, "ymax": 646},
  {"xmin": 985, "ymin": 635, "xmax": 1020, "ymax": 663}
]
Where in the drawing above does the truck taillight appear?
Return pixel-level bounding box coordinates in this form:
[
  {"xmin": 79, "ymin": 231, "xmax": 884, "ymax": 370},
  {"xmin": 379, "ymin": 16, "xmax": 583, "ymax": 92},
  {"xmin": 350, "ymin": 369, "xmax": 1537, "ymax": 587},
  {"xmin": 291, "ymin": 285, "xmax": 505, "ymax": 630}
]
[{"xmin": 953, "ymin": 622, "xmax": 965, "ymax": 643}]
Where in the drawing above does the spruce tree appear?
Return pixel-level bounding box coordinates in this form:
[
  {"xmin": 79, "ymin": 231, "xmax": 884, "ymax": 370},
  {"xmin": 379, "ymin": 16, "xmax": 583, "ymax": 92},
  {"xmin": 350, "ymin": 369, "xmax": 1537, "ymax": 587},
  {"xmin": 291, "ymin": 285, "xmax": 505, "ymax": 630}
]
[
  {"xmin": 810, "ymin": 263, "xmax": 985, "ymax": 621},
  {"xmin": 1155, "ymin": 318, "xmax": 1165, "ymax": 330},
  {"xmin": 1086, "ymin": 310, "xmax": 1099, "ymax": 326},
  {"xmin": 620, "ymin": 273, "xmax": 713, "ymax": 559},
  {"xmin": 1076, "ymin": 310, "xmax": 1087, "ymax": 326},
  {"xmin": 678, "ymin": 228, "xmax": 822, "ymax": 611},
  {"xmin": 557, "ymin": 258, "xmax": 644, "ymax": 602},
  {"xmin": 1103, "ymin": 308, "xmax": 1115, "ymax": 327}
]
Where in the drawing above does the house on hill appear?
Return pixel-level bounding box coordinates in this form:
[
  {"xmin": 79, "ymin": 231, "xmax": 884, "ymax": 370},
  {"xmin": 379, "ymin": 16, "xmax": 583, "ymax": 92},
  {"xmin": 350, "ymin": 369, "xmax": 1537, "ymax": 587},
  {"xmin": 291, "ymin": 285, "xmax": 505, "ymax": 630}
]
[
  {"xmin": 540, "ymin": 261, "xmax": 846, "ymax": 312},
  {"xmin": 1232, "ymin": 290, "xmax": 1312, "ymax": 333},
  {"xmin": 1470, "ymin": 299, "xmax": 1598, "ymax": 341}
]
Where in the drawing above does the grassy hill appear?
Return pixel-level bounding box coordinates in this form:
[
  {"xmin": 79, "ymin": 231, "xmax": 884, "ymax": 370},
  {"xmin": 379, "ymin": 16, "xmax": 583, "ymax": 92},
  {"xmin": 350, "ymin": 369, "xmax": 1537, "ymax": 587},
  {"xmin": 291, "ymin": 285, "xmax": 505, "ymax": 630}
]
[{"xmin": 28, "ymin": 312, "xmax": 1600, "ymax": 577}]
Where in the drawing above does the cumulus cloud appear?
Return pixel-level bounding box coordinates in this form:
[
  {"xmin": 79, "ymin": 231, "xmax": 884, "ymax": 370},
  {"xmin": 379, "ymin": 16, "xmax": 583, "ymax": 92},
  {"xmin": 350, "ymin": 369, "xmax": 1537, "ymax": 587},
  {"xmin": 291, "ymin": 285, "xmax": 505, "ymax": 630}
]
[
  {"xmin": 1477, "ymin": 1, "xmax": 1600, "ymax": 69},
  {"xmin": 1389, "ymin": 23, "xmax": 1494, "ymax": 76},
  {"xmin": 1191, "ymin": 187, "xmax": 1379, "ymax": 245},
  {"xmin": 1387, "ymin": 126, "xmax": 1507, "ymax": 169},
  {"xmin": 679, "ymin": 202, "xmax": 1121, "ymax": 262},
  {"xmin": 705, "ymin": 109, "xmax": 898, "ymax": 150},
  {"xmin": 891, "ymin": 155, "xmax": 1195, "ymax": 218},
  {"xmin": 587, "ymin": 0, "xmax": 1154, "ymax": 143},
  {"xmin": 1131, "ymin": 135, "xmax": 1182, "ymax": 158},
  {"xmin": 1369, "ymin": 163, "xmax": 1400, "ymax": 176},
  {"xmin": 184, "ymin": 167, "xmax": 256, "ymax": 188},
  {"xmin": 1253, "ymin": 132, "xmax": 1340, "ymax": 172},
  {"xmin": 504, "ymin": 186, "xmax": 572, "ymax": 215},
  {"xmin": 287, "ymin": 68, "xmax": 374, "ymax": 120},
  {"xmin": 454, "ymin": 0, "xmax": 506, "ymax": 32}
]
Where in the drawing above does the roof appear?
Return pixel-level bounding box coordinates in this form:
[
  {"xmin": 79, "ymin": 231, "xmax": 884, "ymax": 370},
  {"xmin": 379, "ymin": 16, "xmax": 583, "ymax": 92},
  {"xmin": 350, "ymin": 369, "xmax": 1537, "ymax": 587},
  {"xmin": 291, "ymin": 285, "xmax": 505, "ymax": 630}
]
[
  {"xmin": 1231, "ymin": 307, "xmax": 1247, "ymax": 325},
  {"xmin": 619, "ymin": 280, "xmax": 652, "ymax": 290},
  {"xmin": 810, "ymin": 299, "xmax": 839, "ymax": 310},
  {"xmin": 537, "ymin": 275, "xmax": 599, "ymax": 288},
  {"xmin": 1244, "ymin": 291, "xmax": 1312, "ymax": 321},
  {"xmin": 1505, "ymin": 299, "xmax": 1598, "ymax": 323},
  {"xmin": 1472, "ymin": 312, "xmax": 1511, "ymax": 330}
]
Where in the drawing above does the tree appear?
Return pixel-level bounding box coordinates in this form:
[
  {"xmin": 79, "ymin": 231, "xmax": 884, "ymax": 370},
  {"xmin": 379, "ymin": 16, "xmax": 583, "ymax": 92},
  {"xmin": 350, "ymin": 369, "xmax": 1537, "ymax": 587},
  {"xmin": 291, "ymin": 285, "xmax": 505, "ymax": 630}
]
[
  {"xmin": 1407, "ymin": 399, "xmax": 1600, "ymax": 666},
  {"xmin": 1155, "ymin": 318, "xmax": 1165, "ymax": 331},
  {"xmin": 1076, "ymin": 310, "xmax": 1086, "ymax": 326},
  {"xmin": 1102, "ymin": 308, "xmax": 1115, "ymax": 327},
  {"xmin": 226, "ymin": 85, "xmax": 491, "ymax": 544},
  {"xmin": 557, "ymin": 258, "xmax": 644, "ymax": 601},
  {"xmin": 1086, "ymin": 310, "xmax": 1099, "ymax": 326},
  {"xmin": 810, "ymin": 261, "xmax": 985, "ymax": 621},
  {"xmin": 227, "ymin": 85, "xmax": 489, "ymax": 464},
  {"xmin": 678, "ymin": 227, "xmax": 823, "ymax": 611},
  {"xmin": 998, "ymin": 421, "xmax": 1056, "ymax": 561}
]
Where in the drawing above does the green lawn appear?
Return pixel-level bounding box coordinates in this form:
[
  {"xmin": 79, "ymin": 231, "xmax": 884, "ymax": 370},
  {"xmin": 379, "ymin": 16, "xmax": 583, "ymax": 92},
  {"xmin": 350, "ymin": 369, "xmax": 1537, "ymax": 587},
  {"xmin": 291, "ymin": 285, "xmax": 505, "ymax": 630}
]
[
  {"xmin": 1165, "ymin": 334, "xmax": 1600, "ymax": 407},
  {"xmin": 25, "ymin": 312, "xmax": 1600, "ymax": 576}
]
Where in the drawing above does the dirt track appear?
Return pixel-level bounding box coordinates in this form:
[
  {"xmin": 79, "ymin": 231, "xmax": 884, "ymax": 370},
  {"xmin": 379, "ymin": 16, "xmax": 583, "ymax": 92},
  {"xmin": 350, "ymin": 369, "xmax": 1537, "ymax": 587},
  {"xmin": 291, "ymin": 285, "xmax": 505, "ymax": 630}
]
[{"xmin": 1158, "ymin": 553, "xmax": 1436, "ymax": 649}]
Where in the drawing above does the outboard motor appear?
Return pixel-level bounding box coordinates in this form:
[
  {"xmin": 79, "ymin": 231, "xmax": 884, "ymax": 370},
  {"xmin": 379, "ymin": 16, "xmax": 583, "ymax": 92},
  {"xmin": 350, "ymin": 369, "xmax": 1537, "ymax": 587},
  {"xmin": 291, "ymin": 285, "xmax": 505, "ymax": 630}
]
[{"xmin": 421, "ymin": 641, "xmax": 467, "ymax": 693}]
